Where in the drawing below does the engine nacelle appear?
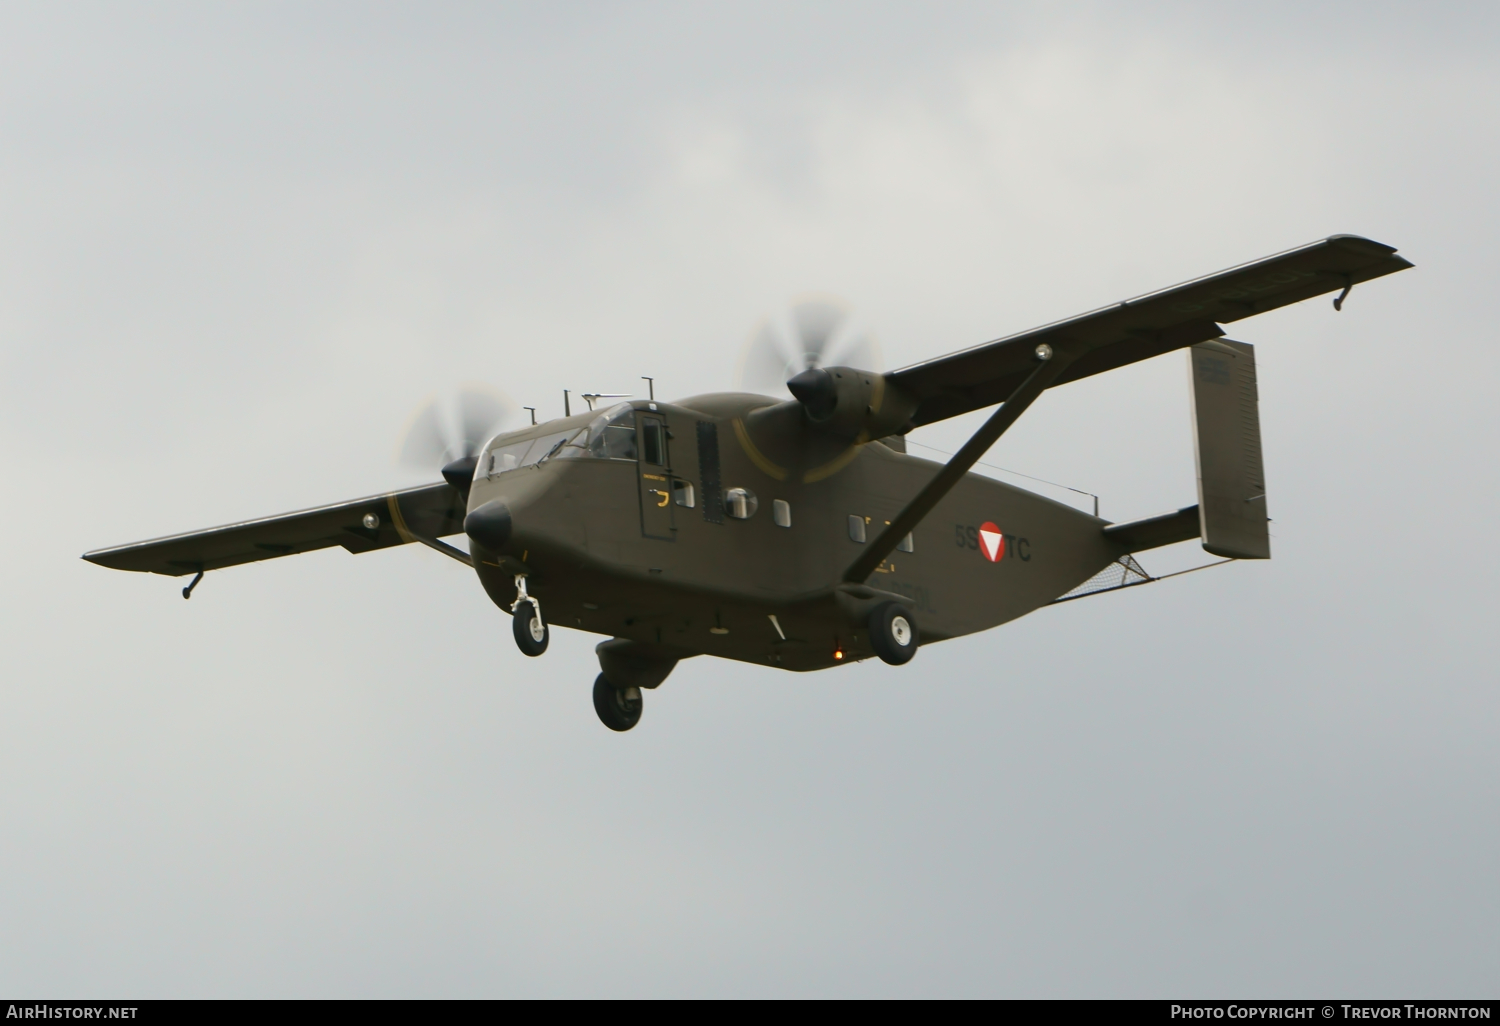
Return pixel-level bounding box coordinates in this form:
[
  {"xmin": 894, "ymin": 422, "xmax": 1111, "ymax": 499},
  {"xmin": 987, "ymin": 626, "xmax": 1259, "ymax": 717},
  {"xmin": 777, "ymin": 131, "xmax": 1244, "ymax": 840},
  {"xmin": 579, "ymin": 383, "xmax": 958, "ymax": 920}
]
[{"xmin": 786, "ymin": 366, "xmax": 917, "ymax": 442}]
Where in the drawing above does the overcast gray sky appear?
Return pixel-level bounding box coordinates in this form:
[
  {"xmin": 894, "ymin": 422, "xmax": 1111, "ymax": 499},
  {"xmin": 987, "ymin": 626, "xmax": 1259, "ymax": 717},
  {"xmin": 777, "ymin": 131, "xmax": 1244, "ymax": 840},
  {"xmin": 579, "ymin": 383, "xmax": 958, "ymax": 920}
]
[{"xmin": 1, "ymin": 1, "xmax": 1496, "ymax": 998}]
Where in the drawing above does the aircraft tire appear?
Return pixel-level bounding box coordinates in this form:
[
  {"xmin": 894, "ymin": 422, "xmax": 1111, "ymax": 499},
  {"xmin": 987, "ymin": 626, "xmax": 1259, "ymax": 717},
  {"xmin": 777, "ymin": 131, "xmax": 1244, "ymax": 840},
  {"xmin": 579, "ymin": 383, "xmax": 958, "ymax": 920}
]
[
  {"xmin": 512, "ymin": 600, "xmax": 549, "ymax": 656},
  {"xmin": 868, "ymin": 602, "xmax": 919, "ymax": 665},
  {"xmin": 592, "ymin": 674, "xmax": 643, "ymax": 732}
]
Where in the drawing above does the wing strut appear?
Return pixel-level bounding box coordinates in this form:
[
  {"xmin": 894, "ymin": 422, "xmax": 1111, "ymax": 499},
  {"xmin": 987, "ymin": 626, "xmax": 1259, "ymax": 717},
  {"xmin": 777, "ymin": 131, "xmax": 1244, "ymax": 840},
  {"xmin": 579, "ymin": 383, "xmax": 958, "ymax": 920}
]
[
  {"xmin": 386, "ymin": 492, "xmax": 474, "ymax": 567},
  {"xmin": 844, "ymin": 345, "xmax": 1076, "ymax": 584},
  {"xmin": 408, "ymin": 534, "xmax": 474, "ymax": 567}
]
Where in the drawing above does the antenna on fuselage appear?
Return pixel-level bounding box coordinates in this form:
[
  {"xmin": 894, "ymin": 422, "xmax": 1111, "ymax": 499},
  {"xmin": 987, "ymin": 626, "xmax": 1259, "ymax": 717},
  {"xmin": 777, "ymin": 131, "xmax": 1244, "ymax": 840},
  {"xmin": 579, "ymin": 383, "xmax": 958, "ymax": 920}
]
[
  {"xmin": 523, "ymin": 407, "xmax": 537, "ymax": 425},
  {"xmin": 581, "ymin": 392, "xmax": 631, "ymax": 412},
  {"xmin": 642, "ymin": 376, "xmax": 655, "ymax": 400},
  {"xmin": 563, "ymin": 390, "xmax": 570, "ymax": 417}
]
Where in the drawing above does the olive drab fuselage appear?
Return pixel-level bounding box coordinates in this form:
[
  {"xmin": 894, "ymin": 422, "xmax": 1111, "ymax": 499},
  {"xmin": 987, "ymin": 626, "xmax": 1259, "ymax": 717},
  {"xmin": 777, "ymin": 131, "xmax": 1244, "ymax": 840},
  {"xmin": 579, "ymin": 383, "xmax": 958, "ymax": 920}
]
[{"xmin": 467, "ymin": 393, "xmax": 1125, "ymax": 671}]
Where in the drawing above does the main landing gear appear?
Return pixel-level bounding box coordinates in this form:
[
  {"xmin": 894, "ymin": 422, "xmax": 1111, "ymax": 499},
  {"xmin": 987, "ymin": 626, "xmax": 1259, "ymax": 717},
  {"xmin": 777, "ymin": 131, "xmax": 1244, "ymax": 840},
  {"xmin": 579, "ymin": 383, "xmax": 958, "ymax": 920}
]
[
  {"xmin": 589, "ymin": 638, "xmax": 676, "ymax": 733},
  {"xmin": 592, "ymin": 674, "xmax": 643, "ymax": 732},
  {"xmin": 510, "ymin": 575, "xmax": 549, "ymax": 656},
  {"xmin": 868, "ymin": 601, "xmax": 919, "ymax": 665}
]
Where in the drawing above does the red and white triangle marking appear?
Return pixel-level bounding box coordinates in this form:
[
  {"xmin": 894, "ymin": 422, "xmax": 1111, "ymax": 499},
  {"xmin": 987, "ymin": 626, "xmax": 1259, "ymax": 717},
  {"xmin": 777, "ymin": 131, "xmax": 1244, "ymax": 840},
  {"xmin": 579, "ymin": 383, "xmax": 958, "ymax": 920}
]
[{"xmin": 978, "ymin": 521, "xmax": 1005, "ymax": 562}]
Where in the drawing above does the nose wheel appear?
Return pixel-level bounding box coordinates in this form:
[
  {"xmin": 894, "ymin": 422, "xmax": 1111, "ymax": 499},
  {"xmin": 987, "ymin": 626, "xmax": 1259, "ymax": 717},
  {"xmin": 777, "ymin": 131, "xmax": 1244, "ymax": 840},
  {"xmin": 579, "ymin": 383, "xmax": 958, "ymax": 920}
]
[
  {"xmin": 513, "ymin": 601, "xmax": 549, "ymax": 656},
  {"xmin": 510, "ymin": 576, "xmax": 549, "ymax": 656},
  {"xmin": 593, "ymin": 674, "xmax": 643, "ymax": 732}
]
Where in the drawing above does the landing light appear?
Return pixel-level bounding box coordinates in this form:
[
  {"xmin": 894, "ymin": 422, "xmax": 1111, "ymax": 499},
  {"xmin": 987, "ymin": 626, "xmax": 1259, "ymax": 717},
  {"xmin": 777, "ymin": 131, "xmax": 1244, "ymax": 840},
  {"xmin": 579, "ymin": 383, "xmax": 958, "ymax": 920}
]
[{"xmin": 833, "ymin": 648, "xmax": 844, "ymax": 660}]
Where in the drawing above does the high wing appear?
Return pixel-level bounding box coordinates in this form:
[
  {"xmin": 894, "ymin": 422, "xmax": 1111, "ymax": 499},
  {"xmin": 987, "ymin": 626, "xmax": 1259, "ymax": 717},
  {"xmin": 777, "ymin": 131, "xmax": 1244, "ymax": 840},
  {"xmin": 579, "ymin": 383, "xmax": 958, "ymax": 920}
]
[
  {"xmin": 82, "ymin": 483, "xmax": 467, "ymax": 576},
  {"xmin": 889, "ymin": 234, "xmax": 1413, "ymax": 427}
]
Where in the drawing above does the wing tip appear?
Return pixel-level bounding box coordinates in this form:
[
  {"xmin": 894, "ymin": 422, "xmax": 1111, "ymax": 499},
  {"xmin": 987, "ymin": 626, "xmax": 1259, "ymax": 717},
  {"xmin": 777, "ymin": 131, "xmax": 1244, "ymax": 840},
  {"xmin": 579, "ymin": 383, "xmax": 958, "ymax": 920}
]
[
  {"xmin": 80, "ymin": 549, "xmax": 143, "ymax": 572},
  {"xmin": 1326, "ymin": 233, "xmax": 1404, "ymax": 258},
  {"xmin": 81, "ymin": 547, "xmax": 179, "ymax": 574}
]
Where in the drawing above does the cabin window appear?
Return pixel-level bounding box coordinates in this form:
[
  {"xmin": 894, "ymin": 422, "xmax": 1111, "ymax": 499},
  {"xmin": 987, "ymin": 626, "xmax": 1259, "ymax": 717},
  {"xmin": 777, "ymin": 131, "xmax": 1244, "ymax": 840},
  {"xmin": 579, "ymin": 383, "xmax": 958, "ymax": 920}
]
[
  {"xmin": 672, "ymin": 480, "xmax": 696, "ymax": 508},
  {"xmin": 725, "ymin": 487, "xmax": 758, "ymax": 519},
  {"xmin": 772, "ymin": 499, "xmax": 791, "ymax": 528},
  {"xmin": 897, "ymin": 532, "xmax": 914, "ymax": 553},
  {"xmin": 847, "ymin": 515, "xmax": 866, "ymax": 543},
  {"xmin": 641, "ymin": 420, "xmax": 665, "ymax": 465}
]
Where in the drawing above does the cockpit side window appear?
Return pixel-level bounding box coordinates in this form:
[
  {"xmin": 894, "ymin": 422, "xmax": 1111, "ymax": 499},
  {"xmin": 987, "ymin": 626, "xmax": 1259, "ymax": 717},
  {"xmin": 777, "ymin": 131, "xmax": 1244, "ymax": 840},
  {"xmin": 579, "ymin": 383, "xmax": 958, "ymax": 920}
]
[{"xmin": 556, "ymin": 403, "xmax": 638, "ymax": 462}]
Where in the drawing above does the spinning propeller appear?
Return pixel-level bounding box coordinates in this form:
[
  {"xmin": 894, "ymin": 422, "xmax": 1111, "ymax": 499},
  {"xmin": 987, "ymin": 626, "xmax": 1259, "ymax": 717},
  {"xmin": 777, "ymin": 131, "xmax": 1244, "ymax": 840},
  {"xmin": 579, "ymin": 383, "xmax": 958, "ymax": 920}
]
[
  {"xmin": 398, "ymin": 386, "xmax": 515, "ymax": 485},
  {"xmin": 736, "ymin": 298, "xmax": 883, "ymax": 397}
]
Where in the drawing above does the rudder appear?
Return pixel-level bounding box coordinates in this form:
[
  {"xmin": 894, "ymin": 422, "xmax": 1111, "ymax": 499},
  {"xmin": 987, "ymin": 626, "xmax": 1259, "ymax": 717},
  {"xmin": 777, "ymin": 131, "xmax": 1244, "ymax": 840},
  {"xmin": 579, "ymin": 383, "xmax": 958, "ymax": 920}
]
[{"xmin": 1189, "ymin": 340, "xmax": 1270, "ymax": 559}]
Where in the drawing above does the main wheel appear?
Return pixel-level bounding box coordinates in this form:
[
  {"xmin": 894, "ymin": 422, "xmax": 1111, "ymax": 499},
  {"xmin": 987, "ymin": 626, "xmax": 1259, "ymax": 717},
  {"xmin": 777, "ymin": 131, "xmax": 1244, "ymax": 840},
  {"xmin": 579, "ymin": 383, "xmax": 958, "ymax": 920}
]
[
  {"xmin": 592, "ymin": 674, "xmax": 643, "ymax": 732},
  {"xmin": 868, "ymin": 602, "xmax": 919, "ymax": 665},
  {"xmin": 512, "ymin": 600, "xmax": 549, "ymax": 656}
]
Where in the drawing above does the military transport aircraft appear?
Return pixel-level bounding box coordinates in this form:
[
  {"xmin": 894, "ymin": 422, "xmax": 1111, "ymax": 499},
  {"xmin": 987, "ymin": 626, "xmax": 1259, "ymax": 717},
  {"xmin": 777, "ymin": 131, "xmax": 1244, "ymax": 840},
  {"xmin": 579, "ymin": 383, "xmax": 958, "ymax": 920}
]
[{"xmin": 84, "ymin": 235, "xmax": 1412, "ymax": 731}]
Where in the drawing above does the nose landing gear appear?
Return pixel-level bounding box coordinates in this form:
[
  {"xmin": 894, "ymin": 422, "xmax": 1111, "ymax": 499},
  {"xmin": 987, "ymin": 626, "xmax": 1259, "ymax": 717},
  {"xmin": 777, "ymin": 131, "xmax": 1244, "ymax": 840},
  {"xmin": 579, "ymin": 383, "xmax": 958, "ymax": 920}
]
[
  {"xmin": 593, "ymin": 674, "xmax": 643, "ymax": 731},
  {"xmin": 510, "ymin": 575, "xmax": 549, "ymax": 656}
]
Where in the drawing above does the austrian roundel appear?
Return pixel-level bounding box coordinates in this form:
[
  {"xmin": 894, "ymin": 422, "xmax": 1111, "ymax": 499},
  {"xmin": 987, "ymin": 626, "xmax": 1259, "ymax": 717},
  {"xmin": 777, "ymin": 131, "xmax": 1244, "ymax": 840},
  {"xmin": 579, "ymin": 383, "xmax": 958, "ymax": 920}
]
[{"xmin": 978, "ymin": 521, "xmax": 1005, "ymax": 562}]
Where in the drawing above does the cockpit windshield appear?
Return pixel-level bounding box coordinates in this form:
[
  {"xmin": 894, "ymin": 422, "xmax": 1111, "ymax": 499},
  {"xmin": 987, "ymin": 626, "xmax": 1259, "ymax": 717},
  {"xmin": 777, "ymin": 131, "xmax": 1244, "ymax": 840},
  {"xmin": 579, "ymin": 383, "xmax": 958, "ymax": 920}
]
[
  {"xmin": 479, "ymin": 427, "xmax": 582, "ymax": 479},
  {"xmin": 479, "ymin": 403, "xmax": 638, "ymax": 479}
]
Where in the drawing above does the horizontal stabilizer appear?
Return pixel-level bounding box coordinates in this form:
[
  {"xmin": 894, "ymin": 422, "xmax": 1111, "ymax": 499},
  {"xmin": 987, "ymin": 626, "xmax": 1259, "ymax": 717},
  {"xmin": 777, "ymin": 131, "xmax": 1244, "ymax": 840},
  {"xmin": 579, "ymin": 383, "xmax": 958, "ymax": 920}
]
[
  {"xmin": 82, "ymin": 482, "xmax": 465, "ymax": 576},
  {"xmin": 1103, "ymin": 505, "xmax": 1201, "ymax": 553}
]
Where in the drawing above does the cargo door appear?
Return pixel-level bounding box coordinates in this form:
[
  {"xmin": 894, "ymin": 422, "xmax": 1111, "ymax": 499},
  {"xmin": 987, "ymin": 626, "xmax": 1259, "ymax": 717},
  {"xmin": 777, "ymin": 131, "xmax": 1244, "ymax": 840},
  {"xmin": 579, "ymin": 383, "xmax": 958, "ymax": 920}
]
[{"xmin": 636, "ymin": 411, "xmax": 674, "ymax": 540}]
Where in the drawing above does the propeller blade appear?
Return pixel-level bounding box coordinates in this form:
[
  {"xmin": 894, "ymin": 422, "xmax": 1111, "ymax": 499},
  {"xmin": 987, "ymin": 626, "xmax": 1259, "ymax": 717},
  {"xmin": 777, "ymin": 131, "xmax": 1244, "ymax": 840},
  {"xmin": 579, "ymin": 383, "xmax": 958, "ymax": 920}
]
[
  {"xmin": 735, "ymin": 298, "xmax": 885, "ymax": 397},
  {"xmin": 830, "ymin": 329, "xmax": 882, "ymax": 375},
  {"xmin": 398, "ymin": 387, "xmax": 515, "ymax": 470},
  {"xmin": 397, "ymin": 396, "xmax": 450, "ymax": 468},
  {"xmin": 453, "ymin": 387, "xmax": 514, "ymax": 459},
  {"xmin": 738, "ymin": 319, "xmax": 798, "ymax": 397},
  {"xmin": 789, "ymin": 299, "xmax": 848, "ymax": 370}
]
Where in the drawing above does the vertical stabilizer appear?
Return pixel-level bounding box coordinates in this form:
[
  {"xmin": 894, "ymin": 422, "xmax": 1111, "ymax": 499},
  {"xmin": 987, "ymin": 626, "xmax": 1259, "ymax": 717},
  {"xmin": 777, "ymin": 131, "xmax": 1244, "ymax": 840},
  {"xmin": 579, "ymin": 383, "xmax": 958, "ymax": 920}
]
[{"xmin": 1189, "ymin": 340, "xmax": 1270, "ymax": 559}]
